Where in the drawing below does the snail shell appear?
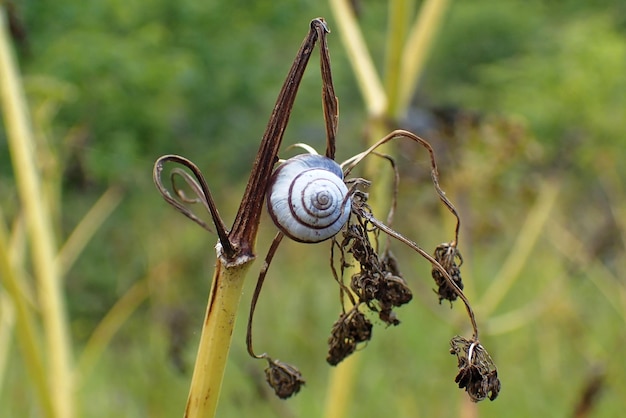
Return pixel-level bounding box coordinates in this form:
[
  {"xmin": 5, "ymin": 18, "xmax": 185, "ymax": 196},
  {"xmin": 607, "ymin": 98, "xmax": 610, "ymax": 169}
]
[{"xmin": 267, "ymin": 154, "xmax": 351, "ymax": 243}]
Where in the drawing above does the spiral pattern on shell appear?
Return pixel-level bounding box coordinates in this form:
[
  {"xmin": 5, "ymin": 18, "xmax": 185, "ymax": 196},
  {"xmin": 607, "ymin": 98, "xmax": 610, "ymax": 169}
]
[{"xmin": 267, "ymin": 154, "xmax": 351, "ymax": 243}]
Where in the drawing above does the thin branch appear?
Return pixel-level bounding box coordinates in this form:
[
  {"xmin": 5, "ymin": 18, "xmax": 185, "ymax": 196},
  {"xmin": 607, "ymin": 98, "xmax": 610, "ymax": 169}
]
[
  {"xmin": 368, "ymin": 152, "xmax": 399, "ymax": 228},
  {"xmin": 342, "ymin": 129, "xmax": 461, "ymax": 245},
  {"xmin": 356, "ymin": 208, "xmax": 478, "ymax": 340},
  {"xmin": 246, "ymin": 232, "xmax": 285, "ymax": 359}
]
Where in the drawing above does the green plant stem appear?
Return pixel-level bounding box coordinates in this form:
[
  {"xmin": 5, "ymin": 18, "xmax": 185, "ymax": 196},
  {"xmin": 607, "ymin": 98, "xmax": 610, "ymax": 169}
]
[
  {"xmin": 0, "ymin": 292, "xmax": 14, "ymax": 395},
  {"xmin": 56, "ymin": 187, "xmax": 123, "ymax": 277},
  {"xmin": 479, "ymin": 180, "xmax": 559, "ymax": 316},
  {"xmin": 322, "ymin": 353, "xmax": 361, "ymax": 418},
  {"xmin": 76, "ymin": 278, "xmax": 148, "ymax": 386},
  {"xmin": 328, "ymin": 0, "xmax": 387, "ymax": 116},
  {"xmin": 184, "ymin": 249, "xmax": 253, "ymax": 418},
  {"xmin": 397, "ymin": 0, "xmax": 450, "ymax": 117},
  {"xmin": 549, "ymin": 222, "xmax": 626, "ymax": 325},
  {"xmin": 384, "ymin": 0, "xmax": 413, "ymax": 118},
  {"xmin": 0, "ymin": 7, "xmax": 73, "ymax": 418},
  {"xmin": 0, "ymin": 213, "xmax": 55, "ymax": 418}
]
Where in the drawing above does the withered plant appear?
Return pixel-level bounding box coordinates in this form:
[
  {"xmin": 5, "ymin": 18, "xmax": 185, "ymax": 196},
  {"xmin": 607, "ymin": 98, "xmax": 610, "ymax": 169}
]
[{"xmin": 153, "ymin": 17, "xmax": 499, "ymax": 417}]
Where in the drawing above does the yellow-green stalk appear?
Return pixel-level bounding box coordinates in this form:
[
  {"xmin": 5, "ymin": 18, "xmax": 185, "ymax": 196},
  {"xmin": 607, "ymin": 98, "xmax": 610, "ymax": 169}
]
[
  {"xmin": 55, "ymin": 187, "xmax": 123, "ymax": 277},
  {"xmin": 184, "ymin": 253, "xmax": 252, "ymax": 417},
  {"xmin": 396, "ymin": 0, "xmax": 451, "ymax": 117},
  {"xmin": 479, "ymin": 181, "xmax": 559, "ymax": 316},
  {"xmin": 76, "ymin": 278, "xmax": 149, "ymax": 386},
  {"xmin": 0, "ymin": 212, "xmax": 55, "ymax": 418},
  {"xmin": 0, "ymin": 7, "xmax": 73, "ymax": 418},
  {"xmin": 0, "ymin": 292, "xmax": 14, "ymax": 394}
]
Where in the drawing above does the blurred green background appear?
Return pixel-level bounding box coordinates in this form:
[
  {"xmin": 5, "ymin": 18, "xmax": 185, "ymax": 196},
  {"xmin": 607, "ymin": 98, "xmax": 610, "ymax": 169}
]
[{"xmin": 2, "ymin": 0, "xmax": 626, "ymax": 416}]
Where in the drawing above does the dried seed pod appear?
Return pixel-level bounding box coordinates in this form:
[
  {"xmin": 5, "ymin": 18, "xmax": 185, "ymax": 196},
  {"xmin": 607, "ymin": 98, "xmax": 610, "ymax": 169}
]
[
  {"xmin": 327, "ymin": 308, "xmax": 372, "ymax": 366},
  {"xmin": 376, "ymin": 273, "xmax": 412, "ymax": 308},
  {"xmin": 432, "ymin": 243, "xmax": 464, "ymax": 304},
  {"xmin": 342, "ymin": 224, "xmax": 375, "ymax": 267},
  {"xmin": 264, "ymin": 359, "xmax": 305, "ymax": 399},
  {"xmin": 450, "ymin": 336, "xmax": 501, "ymax": 402},
  {"xmin": 350, "ymin": 272, "xmax": 378, "ymax": 303},
  {"xmin": 372, "ymin": 274, "xmax": 412, "ymax": 326}
]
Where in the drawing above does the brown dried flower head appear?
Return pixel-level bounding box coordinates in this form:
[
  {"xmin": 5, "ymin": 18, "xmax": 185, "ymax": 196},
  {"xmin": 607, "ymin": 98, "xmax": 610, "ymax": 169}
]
[
  {"xmin": 341, "ymin": 217, "xmax": 413, "ymax": 326},
  {"xmin": 327, "ymin": 307, "xmax": 373, "ymax": 366},
  {"xmin": 432, "ymin": 243, "xmax": 464, "ymax": 304},
  {"xmin": 450, "ymin": 336, "xmax": 501, "ymax": 402},
  {"xmin": 264, "ymin": 359, "xmax": 306, "ymax": 399}
]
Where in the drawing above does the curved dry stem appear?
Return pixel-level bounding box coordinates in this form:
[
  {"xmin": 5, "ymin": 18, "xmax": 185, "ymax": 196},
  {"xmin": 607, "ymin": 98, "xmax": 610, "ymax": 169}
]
[
  {"xmin": 376, "ymin": 153, "xmax": 399, "ymax": 228},
  {"xmin": 170, "ymin": 168, "xmax": 209, "ymax": 207},
  {"xmin": 342, "ymin": 129, "xmax": 461, "ymax": 246},
  {"xmin": 153, "ymin": 155, "xmax": 234, "ymax": 257},
  {"xmin": 246, "ymin": 232, "xmax": 285, "ymax": 360},
  {"xmin": 330, "ymin": 237, "xmax": 358, "ymax": 310},
  {"xmin": 355, "ymin": 208, "xmax": 478, "ymax": 340}
]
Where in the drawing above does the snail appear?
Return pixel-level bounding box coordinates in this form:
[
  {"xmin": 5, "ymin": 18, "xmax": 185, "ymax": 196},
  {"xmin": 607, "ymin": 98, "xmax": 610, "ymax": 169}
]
[{"xmin": 267, "ymin": 154, "xmax": 351, "ymax": 243}]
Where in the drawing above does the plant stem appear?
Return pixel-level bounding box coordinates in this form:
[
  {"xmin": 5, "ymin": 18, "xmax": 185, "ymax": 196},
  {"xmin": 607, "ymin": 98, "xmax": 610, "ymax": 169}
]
[
  {"xmin": 0, "ymin": 7, "xmax": 73, "ymax": 418},
  {"xmin": 328, "ymin": 0, "xmax": 387, "ymax": 116},
  {"xmin": 479, "ymin": 180, "xmax": 559, "ymax": 316},
  {"xmin": 384, "ymin": 0, "xmax": 413, "ymax": 118},
  {"xmin": 56, "ymin": 187, "xmax": 123, "ymax": 277},
  {"xmin": 0, "ymin": 214, "xmax": 55, "ymax": 418},
  {"xmin": 0, "ymin": 292, "xmax": 14, "ymax": 395},
  {"xmin": 397, "ymin": 0, "xmax": 450, "ymax": 116},
  {"xmin": 184, "ymin": 248, "xmax": 253, "ymax": 418},
  {"xmin": 76, "ymin": 278, "xmax": 149, "ymax": 386},
  {"xmin": 322, "ymin": 353, "xmax": 361, "ymax": 418}
]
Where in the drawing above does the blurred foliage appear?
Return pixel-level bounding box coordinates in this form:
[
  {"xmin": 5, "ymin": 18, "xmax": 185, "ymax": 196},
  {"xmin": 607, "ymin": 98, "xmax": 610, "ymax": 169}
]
[{"xmin": 2, "ymin": 0, "xmax": 626, "ymax": 417}]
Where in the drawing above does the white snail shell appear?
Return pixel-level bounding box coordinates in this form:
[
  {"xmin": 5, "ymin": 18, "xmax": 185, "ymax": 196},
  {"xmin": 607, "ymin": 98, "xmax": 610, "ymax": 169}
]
[{"xmin": 267, "ymin": 154, "xmax": 351, "ymax": 243}]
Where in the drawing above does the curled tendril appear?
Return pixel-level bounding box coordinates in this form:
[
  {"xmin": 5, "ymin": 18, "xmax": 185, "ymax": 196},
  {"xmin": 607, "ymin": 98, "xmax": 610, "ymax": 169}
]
[
  {"xmin": 169, "ymin": 168, "xmax": 209, "ymax": 207},
  {"xmin": 153, "ymin": 155, "xmax": 234, "ymax": 257}
]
